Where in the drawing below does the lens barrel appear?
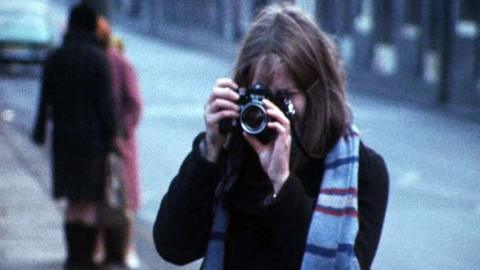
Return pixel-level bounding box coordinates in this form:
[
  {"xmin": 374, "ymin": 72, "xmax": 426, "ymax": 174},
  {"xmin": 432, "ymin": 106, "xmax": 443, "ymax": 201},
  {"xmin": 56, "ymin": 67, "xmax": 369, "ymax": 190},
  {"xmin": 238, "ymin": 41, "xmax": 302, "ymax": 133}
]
[{"xmin": 240, "ymin": 101, "xmax": 268, "ymax": 135}]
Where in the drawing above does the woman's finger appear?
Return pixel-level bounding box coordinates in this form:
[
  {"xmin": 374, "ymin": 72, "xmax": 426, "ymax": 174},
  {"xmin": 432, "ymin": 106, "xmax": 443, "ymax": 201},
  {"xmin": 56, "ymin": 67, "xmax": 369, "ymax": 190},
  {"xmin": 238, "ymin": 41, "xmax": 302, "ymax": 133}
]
[
  {"xmin": 215, "ymin": 78, "xmax": 238, "ymax": 90},
  {"xmin": 266, "ymin": 109, "xmax": 290, "ymax": 131},
  {"xmin": 205, "ymin": 110, "xmax": 239, "ymax": 126},
  {"xmin": 208, "ymin": 87, "xmax": 240, "ymax": 103},
  {"xmin": 267, "ymin": 122, "xmax": 288, "ymax": 136},
  {"xmin": 207, "ymin": 98, "xmax": 240, "ymax": 113},
  {"xmin": 263, "ymin": 99, "xmax": 290, "ymax": 128}
]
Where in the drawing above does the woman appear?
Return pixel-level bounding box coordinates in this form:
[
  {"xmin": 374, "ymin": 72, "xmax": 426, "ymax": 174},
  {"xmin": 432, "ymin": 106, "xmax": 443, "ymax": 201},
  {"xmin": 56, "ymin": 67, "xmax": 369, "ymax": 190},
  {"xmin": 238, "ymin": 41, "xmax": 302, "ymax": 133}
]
[
  {"xmin": 32, "ymin": 4, "xmax": 117, "ymax": 269},
  {"xmin": 96, "ymin": 16, "xmax": 143, "ymax": 268},
  {"xmin": 153, "ymin": 4, "xmax": 388, "ymax": 270}
]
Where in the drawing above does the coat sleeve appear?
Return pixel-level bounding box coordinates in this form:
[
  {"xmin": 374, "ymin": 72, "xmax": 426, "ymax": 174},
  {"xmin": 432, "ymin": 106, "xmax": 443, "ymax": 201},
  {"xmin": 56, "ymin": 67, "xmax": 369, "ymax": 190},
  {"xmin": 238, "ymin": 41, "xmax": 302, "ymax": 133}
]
[
  {"xmin": 262, "ymin": 174, "xmax": 318, "ymax": 268},
  {"xmin": 355, "ymin": 143, "xmax": 389, "ymax": 269},
  {"xmin": 153, "ymin": 133, "xmax": 225, "ymax": 265},
  {"xmin": 32, "ymin": 56, "xmax": 53, "ymax": 144}
]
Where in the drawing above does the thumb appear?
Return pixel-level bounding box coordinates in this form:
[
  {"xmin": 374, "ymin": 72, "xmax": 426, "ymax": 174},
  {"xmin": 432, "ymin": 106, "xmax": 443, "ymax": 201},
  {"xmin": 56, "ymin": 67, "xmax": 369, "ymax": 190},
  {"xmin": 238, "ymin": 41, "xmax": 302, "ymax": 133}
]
[{"xmin": 243, "ymin": 132, "xmax": 265, "ymax": 154}]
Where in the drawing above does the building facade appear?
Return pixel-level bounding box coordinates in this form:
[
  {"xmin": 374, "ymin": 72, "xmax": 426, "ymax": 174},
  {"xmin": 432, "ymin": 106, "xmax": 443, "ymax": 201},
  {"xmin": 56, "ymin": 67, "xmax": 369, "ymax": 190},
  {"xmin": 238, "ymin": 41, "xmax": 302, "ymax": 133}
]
[{"xmin": 110, "ymin": 0, "xmax": 479, "ymax": 118}]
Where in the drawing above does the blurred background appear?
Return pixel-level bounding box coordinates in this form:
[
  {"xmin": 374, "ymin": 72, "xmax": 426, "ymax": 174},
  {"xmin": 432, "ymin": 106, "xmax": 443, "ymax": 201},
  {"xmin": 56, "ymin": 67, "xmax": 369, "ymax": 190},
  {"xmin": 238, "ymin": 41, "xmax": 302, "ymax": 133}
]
[{"xmin": 0, "ymin": 0, "xmax": 479, "ymax": 269}]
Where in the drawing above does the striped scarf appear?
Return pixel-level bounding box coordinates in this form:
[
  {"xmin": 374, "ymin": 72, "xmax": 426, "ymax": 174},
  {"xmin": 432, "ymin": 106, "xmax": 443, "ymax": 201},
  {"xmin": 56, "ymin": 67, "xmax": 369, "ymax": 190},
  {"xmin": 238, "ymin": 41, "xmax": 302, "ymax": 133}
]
[{"xmin": 202, "ymin": 127, "xmax": 361, "ymax": 270}]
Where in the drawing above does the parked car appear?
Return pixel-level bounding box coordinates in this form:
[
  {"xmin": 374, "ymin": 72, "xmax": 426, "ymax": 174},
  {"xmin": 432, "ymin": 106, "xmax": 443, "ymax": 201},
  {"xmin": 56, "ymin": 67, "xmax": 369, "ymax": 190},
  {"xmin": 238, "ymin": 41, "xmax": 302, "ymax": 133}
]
[{"xmin": 0, "ymin": 0, "xmax": 54, "ymax": 64}]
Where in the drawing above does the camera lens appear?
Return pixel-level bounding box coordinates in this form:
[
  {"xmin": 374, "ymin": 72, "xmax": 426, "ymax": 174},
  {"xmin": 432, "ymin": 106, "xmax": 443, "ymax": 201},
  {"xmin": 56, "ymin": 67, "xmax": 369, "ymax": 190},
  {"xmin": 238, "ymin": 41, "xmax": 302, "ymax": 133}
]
[{"xmin": 240, "ymin": 103, "xmax": 268, "ymax": 134}]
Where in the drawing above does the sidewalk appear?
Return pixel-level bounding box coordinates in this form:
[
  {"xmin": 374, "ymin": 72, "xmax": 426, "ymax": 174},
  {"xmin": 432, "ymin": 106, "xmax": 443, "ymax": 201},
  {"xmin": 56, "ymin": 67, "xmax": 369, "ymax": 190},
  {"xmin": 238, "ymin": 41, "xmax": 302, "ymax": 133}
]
[
  {"xmin": 0, "ymin": 99, "xmax": 157, "ymax": 270},
  {"xmin": 0, "ymin": 118, "xmax": 65, "ymax": 269}
]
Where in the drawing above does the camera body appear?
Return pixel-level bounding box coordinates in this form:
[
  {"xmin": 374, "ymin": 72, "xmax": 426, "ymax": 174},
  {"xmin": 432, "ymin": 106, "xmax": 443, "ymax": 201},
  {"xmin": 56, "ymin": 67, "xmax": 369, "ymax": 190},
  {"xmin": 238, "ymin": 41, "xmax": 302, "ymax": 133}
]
[{"xmin": 220, "ymin": 83, "xmax": 295, "ymax": 143}]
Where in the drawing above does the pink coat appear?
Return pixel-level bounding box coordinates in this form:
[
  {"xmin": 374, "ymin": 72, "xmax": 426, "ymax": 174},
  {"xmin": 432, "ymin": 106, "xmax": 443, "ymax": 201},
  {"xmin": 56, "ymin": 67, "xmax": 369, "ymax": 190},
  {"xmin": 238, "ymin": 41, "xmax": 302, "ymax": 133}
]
[{"xmin": 108, "ymin": 48, "xmax": 142, "ymax": 212}]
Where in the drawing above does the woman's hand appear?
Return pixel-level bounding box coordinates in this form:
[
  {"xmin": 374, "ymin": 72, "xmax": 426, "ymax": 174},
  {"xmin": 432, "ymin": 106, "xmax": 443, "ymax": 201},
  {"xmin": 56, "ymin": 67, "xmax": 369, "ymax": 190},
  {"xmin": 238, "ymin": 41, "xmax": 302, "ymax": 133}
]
[
  {"xmin": 203, "ymin": 78, "xmax": 240, "ymax": 163},
  {"xmin": 243, "ymin": 99, "xmax": 291, "ymax": 194}
]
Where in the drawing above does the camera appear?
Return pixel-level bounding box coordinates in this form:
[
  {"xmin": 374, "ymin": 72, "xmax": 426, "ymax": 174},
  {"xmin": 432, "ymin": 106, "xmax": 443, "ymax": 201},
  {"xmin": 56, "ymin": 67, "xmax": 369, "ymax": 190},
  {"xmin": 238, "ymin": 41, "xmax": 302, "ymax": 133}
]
[{"xmin": 219, "ymin": 83, "xmax": 295, "ymax": 143}]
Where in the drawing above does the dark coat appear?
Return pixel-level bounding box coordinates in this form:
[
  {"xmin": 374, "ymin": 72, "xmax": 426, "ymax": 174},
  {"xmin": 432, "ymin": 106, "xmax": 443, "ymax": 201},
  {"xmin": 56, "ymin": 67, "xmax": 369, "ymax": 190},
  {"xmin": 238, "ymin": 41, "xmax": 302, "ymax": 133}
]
[
  {"xmin": 153, "ymin": 133, "xmax": 389, "ymax": 270},
  {"xmin": 32, "ymin": 30, "xmax": 117, "ymax": 201}
]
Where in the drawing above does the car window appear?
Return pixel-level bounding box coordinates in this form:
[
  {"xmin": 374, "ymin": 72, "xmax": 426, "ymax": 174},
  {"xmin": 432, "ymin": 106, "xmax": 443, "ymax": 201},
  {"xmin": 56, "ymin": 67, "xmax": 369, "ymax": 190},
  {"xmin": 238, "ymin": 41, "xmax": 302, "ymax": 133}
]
[
  {"xmin": 0, "ymin": 0, "xmax": 48, "ymax": 16},
  {"xmin": 0, "ymin": 0, "xmax": 51, "ymax": 45}
]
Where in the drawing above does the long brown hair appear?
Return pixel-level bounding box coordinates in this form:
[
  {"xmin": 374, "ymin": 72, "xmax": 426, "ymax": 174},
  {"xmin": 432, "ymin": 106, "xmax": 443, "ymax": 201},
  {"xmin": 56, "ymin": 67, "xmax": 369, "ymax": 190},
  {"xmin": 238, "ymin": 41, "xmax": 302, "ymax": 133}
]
[{"xmin": 232, "ymin": 4, "xmax": 352, "ymax": 170}]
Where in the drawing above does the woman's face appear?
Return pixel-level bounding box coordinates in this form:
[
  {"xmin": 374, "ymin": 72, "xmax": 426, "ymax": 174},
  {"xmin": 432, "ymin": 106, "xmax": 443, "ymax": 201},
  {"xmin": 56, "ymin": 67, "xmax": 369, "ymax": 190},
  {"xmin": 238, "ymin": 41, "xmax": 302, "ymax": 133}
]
[{"xmin": 253, "ymin": 61, "xmax": 307, "ymax": 131}]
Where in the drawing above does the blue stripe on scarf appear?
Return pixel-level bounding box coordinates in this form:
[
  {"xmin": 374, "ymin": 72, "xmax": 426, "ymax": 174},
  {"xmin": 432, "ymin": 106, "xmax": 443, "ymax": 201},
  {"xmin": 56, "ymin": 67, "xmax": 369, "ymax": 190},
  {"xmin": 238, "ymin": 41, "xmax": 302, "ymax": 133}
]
[
  {"xmin": 305, "ymin": 244, "xmax": 337, "ymax": 257},
  {"xmin": 338, "ymin": 244, "xmax": 355, "ymax": 256},
  {"xmin": 305, "ymin": 243, "xmax": 354, "ymax": 258},
  {"xmin": 320, "ymin": 188, "xmax": 357, "ymax": 195},
  {"xmin": 325, "ymin": 156, "xmax": 359, "ymax": 170}
]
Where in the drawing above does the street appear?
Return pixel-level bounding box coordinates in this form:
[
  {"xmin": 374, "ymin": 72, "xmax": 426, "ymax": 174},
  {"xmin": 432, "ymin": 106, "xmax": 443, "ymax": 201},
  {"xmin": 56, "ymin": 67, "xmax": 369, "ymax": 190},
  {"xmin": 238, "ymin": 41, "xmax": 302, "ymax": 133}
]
[
  {"xmin": 110, "ymin": 28, "xmax": 480, "ymax": 270},
  {"xmin": 1, "ymin": 2, "xmax": 480, "ymax": 269}
]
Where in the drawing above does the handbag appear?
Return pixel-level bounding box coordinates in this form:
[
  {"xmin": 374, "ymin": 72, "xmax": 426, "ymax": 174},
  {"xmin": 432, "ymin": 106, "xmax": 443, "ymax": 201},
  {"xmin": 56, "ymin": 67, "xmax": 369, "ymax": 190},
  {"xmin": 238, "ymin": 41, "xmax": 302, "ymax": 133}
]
[{"xmin": 97, "ymin": 152, "xmax": 129, "ymax": 227}]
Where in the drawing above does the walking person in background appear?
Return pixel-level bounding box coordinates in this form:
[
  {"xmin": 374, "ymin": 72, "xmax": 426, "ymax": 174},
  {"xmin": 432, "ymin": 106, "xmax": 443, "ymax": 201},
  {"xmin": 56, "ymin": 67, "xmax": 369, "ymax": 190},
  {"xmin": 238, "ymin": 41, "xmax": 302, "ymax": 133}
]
[
  {"xmin": 96, "ymin": 16, "xmax": 142, "ymax": 269},
  {"xmin": 153, "ymin": 3, "xmax": 388, "ymax": 270},
  {"xmin": 32, "ymin": 4, "xmax": 117, "ymax": 269}
]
